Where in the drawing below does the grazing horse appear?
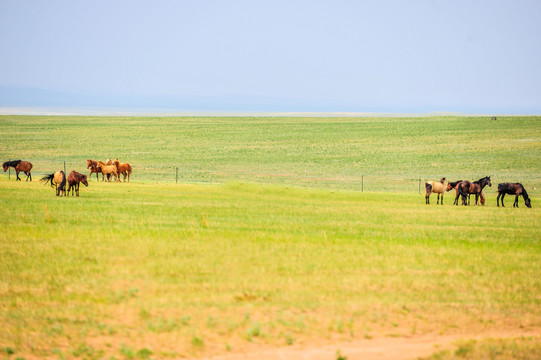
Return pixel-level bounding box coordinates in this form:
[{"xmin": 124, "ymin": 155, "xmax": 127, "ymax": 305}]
[
  {"xmin": 97, "ymin": 161, "xmax": 119, "ymax": 182},
  {"xmin": 41, "ymin": 171, "xmax": 67, "ymax": 196},
  {"xmin": 425, "ymin": 177, "xmax": 446, "ymax": 204},
  {"xmin": 113, "ymin": 159, "xmax": 132, "ymax": 182},
  {"xmin": 3, "ymin": 160, "xmax": 33, "ymax": 181},
  {"xmin": 67, "ymin": 171, "xmax": 88, "ymax": 197},
  {"xmin": 456, "ymin": 176, "xmax": 492, "ymax": 206},
  {"xmin": 497, "ymin": 183, "xmax": 531, "ymax": 208},
  {"xmin": 87, "ymin": 159, "xmax": 102, "ymax": 181}
]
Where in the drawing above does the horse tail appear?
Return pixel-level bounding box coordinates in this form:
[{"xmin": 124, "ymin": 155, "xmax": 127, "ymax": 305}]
[
  {"xmin": 424, "ymin": 182, "xmax": 432, "ymax": 196},
  {"xmin": 127, "ymin": 163, "xmax": 132, "ymax": 174},
  {"xmin": 59, "ymin": 171, "xmax": 67, "ymax": 190},
  {"xmin": 40, "ymin": 173, "xmax": 55, "ymax": 187},
  {"xmin": 480, "ymin": 190, "xmax": 486, "ymax": 205}
]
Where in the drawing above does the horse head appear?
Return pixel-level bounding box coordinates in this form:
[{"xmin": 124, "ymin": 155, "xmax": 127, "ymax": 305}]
[
  {"xmin": 525, "ymin": 197, "xmax": 532, "ymax": 208},
  {"xmin": 2, "ymin": 163, "xmax": 7, "ymax": 172},
  {"xmin": 485, "ymin": 176, "xmax": 492, "ymax": 187},
  {"xmin": 86, "ymin": 160, "xmax": 93, "ymax": 169},
  {"xmin": 81, "ymin": 175, "xmax": 89, "ymax": 187},
  {"xmin": 439, "ymin": 177, "xmax": 446, "ymax": 184}
]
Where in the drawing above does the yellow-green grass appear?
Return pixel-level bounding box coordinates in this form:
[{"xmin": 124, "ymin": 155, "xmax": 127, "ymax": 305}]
[
  {"xmin": 1, "ymin": 115, "xmax": 540, "ymax": 193},
  {"xmin": 1, "ymin": 179, "xmax": 540, "ymax": 358},
  {"xmin": 421, "ymin": 336, "xmax": 541, "ymax": 360}
]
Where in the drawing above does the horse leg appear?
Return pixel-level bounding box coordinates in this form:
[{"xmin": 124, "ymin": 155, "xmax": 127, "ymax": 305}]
[
  {"xmin": 514, "ymin": 195, "xmax": 519, "ymax": 208},
  {"xmin": 15, "ymin": 170, "xmax": 21, "ymax": 181},
  {"xmin": 497, "ymin": 192, "xmax": 501, "ymax": 207},
  {"xmin": 76, "ymin": 183, "xmax": 80, "ymax": 197}
]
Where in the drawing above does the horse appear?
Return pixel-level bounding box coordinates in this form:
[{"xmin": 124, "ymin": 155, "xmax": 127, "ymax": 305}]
[
  {"xmin": 113, "ymin": 159, "xmax": 132, "ymax": 182},
  {"xmin": 97, "ymin": 161, "xmax": 119, "ymax": 182},
  {"xmin": 456, "ymin": 176, "xmax": 492, "ymax": 206},
  {"xmin": 446, "ymin": 180, "xmax": 469, "ymax": 205},
  {"xmin": 41, "ymin": 171, "xmax": 66, "ymax": 196},
  {"xmin": 87, "ymin": 159, "xmax": 102, "ymax": 181},
  {"xmin": 67, "ymin": 171, "xmax": 88, "ymax": 197},
  {"xmin": 424, "ymin": 177, "xmax": 446, "ymax": 204},
  {"xmin": 497, "ymin": 182, "xmax": 531, "ymax": 208},
  {"xmin": 3, "ymin": 160, "xmax": 33, "ymax": 181}
]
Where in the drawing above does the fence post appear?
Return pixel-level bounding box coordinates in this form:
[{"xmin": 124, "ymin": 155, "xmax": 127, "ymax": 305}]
[
  {"xmin": 176, "ymin": 167, "xmax": 178, "ymax": 184},
  {"xmin": 419, "ymin": 178, "xmax": 421, "ymax": 194},
  {"xmin": 8, "ymin": 159, "xmax": 10, "ymax": 180},
  {"xmin": 361, "ymin": 175, "xmax": 364, "ymax": 192}
]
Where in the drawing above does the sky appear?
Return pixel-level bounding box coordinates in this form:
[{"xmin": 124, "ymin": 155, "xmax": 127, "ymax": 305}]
[{"xmin": 0, "ymin": 0, "xmax": 540, "ymax": 113}]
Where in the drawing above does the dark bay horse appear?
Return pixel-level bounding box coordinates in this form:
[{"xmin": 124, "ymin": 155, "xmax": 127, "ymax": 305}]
[
  {"xmin": 456, "ymin": 176, "xmax": 492, "ymax": 206},
  {"xmin": 497, "ymin": 183, "xmax": 531, "ymax": 208},
  {"xmin": 67, "ymin": 171, "xmax": 88, "ymax": 197},
  {"xmin": 446, "ymin": 180, "xmax": 468, "ymax": 205},
  {"xmin": 41, "ymin": 171, "xmax": 66, "ymax": 196},
  {"xmin": 3, "ymin": 160, "xmax": 33, "ymax": 181}
]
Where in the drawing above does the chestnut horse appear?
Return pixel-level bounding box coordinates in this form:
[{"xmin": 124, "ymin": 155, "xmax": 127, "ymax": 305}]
[
  {"xmin": 87, "ymin": 159, "xmax": 102, "ymax": 181},
  {"xmin": 97, "ymin": 161, "xmax": 119, "ymax": 182},
  {"xmin": 497, "ymin": 182, "xmax": 531, "ymax": 208},
  {"xmin": 425, "ymin": 177, "xmax": 446, "ymax": 204},
  {"xmin": 3, "ymin": 160, "xmax": 33, "ymax": 181},
  {"xmin": 41, "ymin": 171, "xmax": 67, "ymax": 196},
  {"xmin": 456, "ymin": 176, "xmax": 492, "ymax": 206},
  {"xmin": 113, "ymin": 159, "xmax": 132, "ymax": 182},
  {"xmin": 67, "ymin": 171, "xmax": 88, "ymax": 197}
]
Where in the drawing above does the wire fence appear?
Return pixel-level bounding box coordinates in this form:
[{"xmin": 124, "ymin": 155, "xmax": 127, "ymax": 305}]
[{"xmin": 5, "ymin": 160, "xmax": 540, "ymax": 197}]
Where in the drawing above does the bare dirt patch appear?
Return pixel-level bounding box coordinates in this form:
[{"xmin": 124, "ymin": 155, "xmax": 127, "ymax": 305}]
[{"xmin": 204, "ymin": 328, "xmax": 541, "ymax": 360}]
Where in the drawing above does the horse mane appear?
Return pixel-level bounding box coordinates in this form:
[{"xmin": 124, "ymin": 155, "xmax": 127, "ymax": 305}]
[
  {"xmin": 3, "ymin": 160, "xmax": 22, "ymax": 167},
  {"xmin": 518, "ymin": 183, "xmax": 529, "ymax": 199},
  {"xmin": 449, "ymin": 180, "xmax": 463, "ymax": 188}
]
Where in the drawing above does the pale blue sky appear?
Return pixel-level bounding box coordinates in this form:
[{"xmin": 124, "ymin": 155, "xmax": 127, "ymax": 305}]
[{"xmin": 1, "ymin": 0, "xmax": 540, "ymax": 113}]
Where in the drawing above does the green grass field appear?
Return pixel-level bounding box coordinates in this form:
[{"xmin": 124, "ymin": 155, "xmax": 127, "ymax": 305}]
[{"xmin": 1, "ymin": 115, "xmax": 540, "ymax": 359}]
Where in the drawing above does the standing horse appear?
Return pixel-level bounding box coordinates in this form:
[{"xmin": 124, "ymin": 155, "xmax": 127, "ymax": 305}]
[
  {"xmin": 456, "ymin": 176, "xmax": 492, "ymax": 206},
  {"xmin": 3, "ymin": 160, "xmax": 33, "ymax": 181},
  {"xmin": 67, "ymin": 171, "xmax": 88, "ymax": 197},
  {"xmin": 87, "ymin": 159, "xmax": 102, "ymax": 181},
  {"xmin": 497, "ymin": 182, "xmax": 531, "ymax": 208},
  {"xmin": 425, "ymin": 177, "xmax": 446, "ymax": 204},
  {"xmin": 41, "ymin": 171, "xmax": 66, "ymax": 196},
  {"xmin": 446, "ymin": 180, "xmax": 471, "ymax": 205},
  {"xmin": 97, "ymin": 161, "xmax": 119, "ymax": 182},
  {"xmin": 113, "ymin": 159, "xmax": 132, "ymax": 182}
]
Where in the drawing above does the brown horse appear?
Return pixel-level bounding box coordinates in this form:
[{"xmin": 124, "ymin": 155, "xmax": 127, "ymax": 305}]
[
  {"xmin": 3, "ymin": 160, "xmax": 33, "ymax": 181},
  {"xmin": 425, "ymin": 177, "xmax": 446, "ymax": 204},
  {"xmin": 97, "ymin": 161, "xmax": 119, "ymax": 182},
  {"xmin": 497, "ymin": 182, "xmax": 531, "ymax": 208},
  {"xmin": 113, "ymin": 159, "xmax": 132, "ymax": 182},
  {"xmin": 456, "ymin": 176, "xmax": 492, "ymax": 206},
  {"xmin": 446, "ymin": 180, "xmax": 469, "ymax": 205},
  {"xmin": 41, "ymin": 171, "xmax": 67, "ymax": 196},
  {"xmin": 67, "ymin": 171, "xmax": 88, "ymax": 197},
  {"xmin": 87, "ymin": 159, "xmax": 102, "ymax": 181}
]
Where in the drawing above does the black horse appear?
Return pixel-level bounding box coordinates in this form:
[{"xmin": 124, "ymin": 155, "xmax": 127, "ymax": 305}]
[
  {"xmin": 456, "ymin": 176, "xmax": 491, "ymax": 206},
  {"xmin": 497, "ymin": 183, "xmax": 531, "ymax": 208}
]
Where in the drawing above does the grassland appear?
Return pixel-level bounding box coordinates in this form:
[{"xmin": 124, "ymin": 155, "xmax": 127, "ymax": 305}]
[{"xmin": 0, "ymin": 115, "xmax": 540, "ymax": 359}]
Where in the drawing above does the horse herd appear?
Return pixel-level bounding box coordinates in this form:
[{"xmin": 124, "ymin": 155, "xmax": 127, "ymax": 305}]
[
  {"xmin": 2, "ymin": 158, "xmax": 133, "ymax": 197},
  {"xmin": 425, "ymin": 176, "xmax": 532, "ymax": 208},
  {"xmin": 1, "ymin": 160, "xmax": 533, "ymax": 207}
]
